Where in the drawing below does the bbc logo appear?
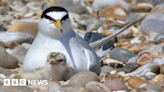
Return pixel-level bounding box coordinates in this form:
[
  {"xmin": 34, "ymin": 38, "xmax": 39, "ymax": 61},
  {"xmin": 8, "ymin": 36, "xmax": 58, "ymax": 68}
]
[
  {"xmin": 4, "ymin": 79, "xmax": 26, "ymax": 86},
  {"xmin": 4, "ymin": 79, "xmax": 48, "ymax": 86}
]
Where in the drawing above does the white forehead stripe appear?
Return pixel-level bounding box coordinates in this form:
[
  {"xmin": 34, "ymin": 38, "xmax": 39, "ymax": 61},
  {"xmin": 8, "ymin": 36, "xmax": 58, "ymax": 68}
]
[{"xmin": 46, "ymin": 11, "xmax": 67, "ymax": 20}]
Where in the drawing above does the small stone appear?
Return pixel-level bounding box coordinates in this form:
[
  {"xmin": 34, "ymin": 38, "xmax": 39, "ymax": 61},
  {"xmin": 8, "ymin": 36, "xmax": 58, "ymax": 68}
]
[
  {"xmin": 4, "ymin": 41, "xmax": 18, "ymax": 49},
  {"xmin": 142, "ymin": 83, "xmax": 163, "ymax": 92},
  {"xmin": 151, "ymin": 74, "xmax": 164, "ymax": 83},
  {"xmin": 24, "ymin": 10, "xmax": 34, "ymax": 18},
  {"xmin": 0, "ymin": 67, "xmax": 13, "ymax": 76},
  {"xmin": 92, "ymin": 0, "xmax": 130, "ymax": 12},
  {"xmin": 129, "ymin": 3, "xmax": 152, "ymax": 12},
  {"xmin": 109, "ymin": 47, "xmax": 135, "ymax": 64},
  {"xmin": 160, "ymin": 64, "xmax": 164, "ymax": 74},
  {"xmin": 151, "ymin": 3, "xmax": 164, "ymax": 14},
  {"xmin": 7, "ymin": 22, "xmax": 38, "ymax": 37},
  {"xmin": 66, "ymin": 5, "xmax": 89, "ymax": 15},
  {"xmin": 144, "ymin": 72, "xmax": 156, "ymax": 80},
  {"xmin": 0, "ymin": 41, "xmax": 5, "ymax": 47},
  {"xmin": 0, "ymin": 46, "xmax": 18, "ymax": 69},
  {"xmin": 130, "ymin": 88, "xmax": 146, "ymax": 92},
  {"xmin": 103, "ymin": 79, "xmax": 128, "ymax": 91},
  {"xmin": 68, "ymin": 86, "xmax": 89, "ymax": 92},
  {"xmin": 141, "ymin": 14, "xmax": 164, "ymax": 36},
  {"xmin": 0, "ymin": 32, "xmax": 34, "ymax": 44},
  {"xmin": 4, "ymin": 86, "xmax": 33, "ymax": 92},
  {"xmin": 126, "ymin": 14, "xmax": 141, "ymax": 24},
  {"xmin": 127, "ymin": 56, "xmax": 139, "ymax": 63},
  {"xmin": 101, "ymin": 30, "xmax": 113, "ymax": 36},
  {"xmin": 123, "ymin": 63, "xmax": 140, "ymax": 73},
  {"xmin": 27, "ymin": 2, "xmax": 42, "ymax": 11},
  {"xmin": 69, "ymin": 71, "xmax": 100, "ymax": 87},
  {"xmin": 127, "ymin": 77, "xmax": 149, "ymax": 88},
  {"xmin": 49, "ymin": 82, "xmax": 66, "ymax": 92},
  {"xmin": 11, "ymin": 46, "xmax": 28, "ymax": 64},
  {"xmin": 86, "ymin": 81, "xmax": 111, "ymax": 92},
  {"xmin": 0, "ymin": 86, "xmax": 10, "ymax": 92},
  {"xmin": 47, "ymin": 1, "xmax": 57, "ymax": 7},
  {"xmin": 87, "ymin": 22, "xmax": 102, "ymax": 32},
  {"xmin": 123, "ymin": 76, "xmax": 132, "ymax": 82},
  {"xmin": 101, "ymin": 65, "xmax": 114, "ymax": 73},
  {"xmin": 129, "ymin": 43, "xmax": 155, "ymax": 54},
  {"xmin": 136, "ymin": 53, "xmax": 164, "ymax": 66},
  {"xmin": 138, "ymin": 45, "xmax": 163, "ymax": 55},
  {"xmin": 99, "ymin": 5, "xmax": 128, "ymax": 20},
  {"xmin": 136, "ymin": 53, "xmax": 153, "ymax": 66},
  {"xmin": 106, "ymin": 74, "xmax": 120, "ymax": 80}
]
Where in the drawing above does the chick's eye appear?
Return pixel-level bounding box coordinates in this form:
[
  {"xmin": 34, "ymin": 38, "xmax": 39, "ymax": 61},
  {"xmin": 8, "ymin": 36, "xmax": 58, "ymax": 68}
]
[{"xmin": 57, "ymin": 59, "xmax": 63, "ymax": 62}]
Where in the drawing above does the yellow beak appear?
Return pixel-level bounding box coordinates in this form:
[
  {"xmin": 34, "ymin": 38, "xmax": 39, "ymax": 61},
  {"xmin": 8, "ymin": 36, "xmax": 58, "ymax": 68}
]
[{"xmin": 53, "ymin": 20, "xmax": 62, "ymax": 32}]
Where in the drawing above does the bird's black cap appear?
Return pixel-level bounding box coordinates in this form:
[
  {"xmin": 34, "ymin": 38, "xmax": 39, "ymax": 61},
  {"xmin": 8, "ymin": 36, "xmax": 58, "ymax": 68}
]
[{"xmin": 41, "ymin": 6, "xmax": 68, "ymax": 21}]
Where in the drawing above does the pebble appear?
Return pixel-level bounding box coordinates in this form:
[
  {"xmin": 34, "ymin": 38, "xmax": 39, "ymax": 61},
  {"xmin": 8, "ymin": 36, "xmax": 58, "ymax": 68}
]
[
  {"xmin": 126, "ymin": 14, "xmax": 141, "ymax": 24},
  {"xmin": 0, "ymin": 86, "xmax": 10, "ymax": 92},
  {"xmin": 101, "ymin": 65, "xmax": 114, "ymax": 73},
  {"xmin": 103, "ymin": 79, "xmax": 128, "ymax": 91},
  {"xmin": 129, "ymin": 43, "xmax": 155, "ymax": 54},
  {"xmin": 129, "ymin": 3, "xmax": 153, "ymax": 12},
  {"xmin": 49, "ymin": 82, "xmax": 66, "ymax": 92},
  {"xmin": 109, "ymin": 47, "xmax": 135, "ymax": 64},
  {"xmin": 92, "ymin": 0, "xmax": 130, "ymax": 12},
  {"xmin": 151, "ymin": 74, "xmax": 164, "ymax": 83},
  {"xmin": 69, "ymin": 12, "xmax": 81, "ymax": 29},
  {"xmin": 4, "ymin": 41, "xmax": 18, "ymax": 49},
  {"xmin": 67, "ymin": 86, "xmax": 89, "ymax": 92},
  {"xmin": 138, "ymin": 45, "xmax": 163, "ymax": 55},
  {"xmin": 127, "ymin": 77, "xmax": 149, "ymax": 88},
  {"xmin": 0, "ymin": 41, "xmax": 5, "ymax": 47},
  {"xmin": 160, "ymin": 64, "xmax": 164, "ymax": 74},
  {"xmin": 4, "ymin": 86, "xmax": 33, "ymax": 92},
  {"xmin": 136, "ymin": 53, "xmax": 153, "ymax": 66},
  {"xmin": 151, "ymin": 4, "xmax": 164, "ymax": 14},
  {"xmin": 69, "ymin": 71, "xmax": 100, "ymax": 87},
  {"xmin": 142, "ymin": 83, "xmax": 163, "ymax": 92},
  {"xmin": 0, "ymin": 46, "xmax": 18, "ymax": 69},
  {"xmin": 86, "ymin": 81, "xmax": 111, "ymax": 92},
  {"xmin": 66, "ymin": 5, "xmax": 90, "ymax": 15},
  {"xmin": 0, "ymin": 67, "xmax": 13, "ymax": 76},
  {"xmin": 141, "ymin": 14, "xmax": 164, "ymax": 36},
  {"xmin": 7, "ymin": 22, "xmax": 38, "ymax": 37},
  {"xmin": 11, "ymin": 46, "xmax": 28, "ymax": 64},
  {"xmin": 0, "ymin": 32, "xmax": 34, "ymax": 44},
  {"xmin": 99, "ymin": 5, "xmax": 128, "ymax": 20},
  {"xmin": 106, "ymin": 74, "xmax": 120, "ymax": 80},
  {"xmin": 127, "ymin": 56, "xmax": 139, "ymax": 63},
  {"xmin": 123, "ymin": 63, "xmax": 140, "ymax": 73},
  {"xmin": 144, "ymin": 72, "xmax": 156, "ymax": 80}
]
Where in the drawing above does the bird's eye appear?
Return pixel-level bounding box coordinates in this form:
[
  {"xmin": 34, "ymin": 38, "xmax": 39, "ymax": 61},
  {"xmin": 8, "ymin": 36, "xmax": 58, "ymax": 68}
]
[{"xmin": 46, "ymin": 15, "xmax": 57, "ymax": 22}]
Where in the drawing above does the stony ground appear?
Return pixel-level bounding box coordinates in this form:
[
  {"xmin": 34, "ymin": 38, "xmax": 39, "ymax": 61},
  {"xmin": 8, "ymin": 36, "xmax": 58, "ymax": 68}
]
[{"xmin": 0, "ymin": 0, "xmax": 164, "ymax": 92}]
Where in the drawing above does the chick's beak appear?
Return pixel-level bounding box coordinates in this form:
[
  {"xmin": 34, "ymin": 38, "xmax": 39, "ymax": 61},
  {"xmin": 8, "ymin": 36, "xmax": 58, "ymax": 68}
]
[{"xmin": 53, "ymin": 20, "xmax": 63, "ymax": 33}]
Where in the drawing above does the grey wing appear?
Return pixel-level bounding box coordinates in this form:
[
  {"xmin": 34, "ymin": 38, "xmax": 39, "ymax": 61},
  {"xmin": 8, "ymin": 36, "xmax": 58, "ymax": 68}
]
[{"xmin": 75, "ymin": 35, "xmax": 101, "ymax": 74}]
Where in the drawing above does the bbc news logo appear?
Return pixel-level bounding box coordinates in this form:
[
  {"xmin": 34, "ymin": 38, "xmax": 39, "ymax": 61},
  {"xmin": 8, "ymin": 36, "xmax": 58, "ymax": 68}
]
[{"xmin": 3, "ymin": 79, "xmax": 48, "ymax": 86}]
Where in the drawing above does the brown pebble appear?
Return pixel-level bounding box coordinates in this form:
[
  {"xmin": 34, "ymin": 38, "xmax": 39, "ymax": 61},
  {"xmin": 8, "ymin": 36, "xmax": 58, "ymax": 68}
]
[
  {"xmin": 127, "ymin": 77, "xmax": 149, "ymax": 88},
  {"xmin": 101, "ymin": 30, "xmax": 113, "ymax": 36},
  {"xmin": 151, "ymin": 74, "xmax": 164, "ymax": 83},
  {"xmin": 7, "ymin": 22, "xmax": 38, "ymax": 37},
  {"xmin": 4, "ymin": 41, "xmax": 18, "ymax": 49},
  {"xmin": 106, "ymin": 74, "xmax": 120, "ymax": 80}
]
